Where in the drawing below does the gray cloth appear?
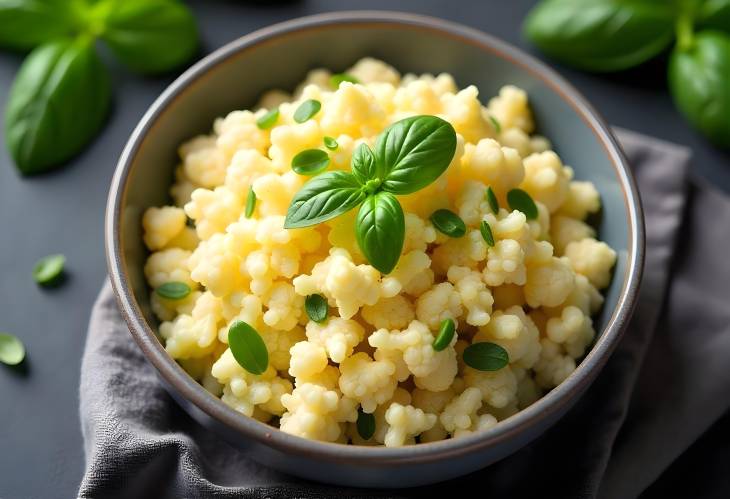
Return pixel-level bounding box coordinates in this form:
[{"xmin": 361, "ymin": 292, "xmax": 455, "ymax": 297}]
[{"xmin": 78, "ymin": 129, "xmax": 730, "ymax": 499}]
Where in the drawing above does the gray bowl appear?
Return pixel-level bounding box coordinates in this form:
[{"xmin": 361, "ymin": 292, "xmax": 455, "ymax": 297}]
[{"xmin": 105, "ymin": 11, "xmax": 644, "ymax": 488}]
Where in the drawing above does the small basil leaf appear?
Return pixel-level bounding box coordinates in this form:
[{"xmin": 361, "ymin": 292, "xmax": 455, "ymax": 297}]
[
  {"xmin": 700, "ymin": 0, "xmax": 730, "ymax": 32},
  {"xmin": 355, "ymin": 192, "xmax": 405, "ymax": 274},
  {"xmin": 100, "ymin": 0, "xmax": 198, "ymax": 74},
  {"xmin": 284, "ymin": 171, "xmax": 366, "ymax": 228},
  {"xmin": 480, "ymin": 220, "xmax": 495, "ymax": 247},
  {"xmin": 377, "ymin": 115, "xmax": 457, "ymax": 194},
  {"xmin": 5, "ymin": 38, "xmax": 111, "ymax": 174},
  {"xmin": 305, "ymin": 294, "xmax": 328, "ymax": 323},
  {"xmin": 227, "ymin": 320, "xmax": 268, "ymax": 375},
  {"xmin": 256, "ymin": 108, "xmax": 279, "ymax": 130},
  {"xmin": 507, "ymin": 188, "xmax": 539, "ymax": 220},
  {"xmin": 330, "ymin": 72, "xmax": 360, "ymax": 88},
  {"xmin": 356, "ymin": 407, "xmax": 376, "ymax": 440},
  {"xmin": 463, "ymin": 342, "xmax": 509, "ymax": 371},
  {"xmin": 156, "ymin": 281, "xmax": 191, "ymax": 300},
  {"xmin": 0, "ymin": 0, "xmax": 77, "ymax": 51},
  {"xmin": 524, "ymin": 0, "xmax": 675, "ymax": 72},
  {"xmin": 33, "ymin": 254, "xmax": 65, "ymax": 286},
  {"xmin": 489, "ymin": 115, "xmax": 502, "ymax": 134},
  {"xmin": 430, "ymin": 209, "xmax": 466, "ymax": 238},
  {"xmin": 433, "ymin": 318, "xmax": 456, "ymax": 351},
  {"xmin": 486, "ymin": 186, "xmax": 500, "ymax": 214},
  {"xmin": 0, "ymin": 333, "xmax": 25, "ymax": 366},
  {"xmin": 245, "ymin": 185, "xmax": 256, "ymax": 218},
  {"xmin": 669, "ymin": 31, "xmax": 730, "ymax": 146},
  {"xmin": 292, "ymin": 149, "xmax": 330, "ymax": 176},
  {"xmin": 293, "ymin": 99, "xmax": 321, "ymax": 123},
  {"xmin": 323, "ymin": 136, "xmax": 338, "ymax": 150},
  {"xmin": 351, "ymin": 142, "xmax": 379, "ymax": 186}
]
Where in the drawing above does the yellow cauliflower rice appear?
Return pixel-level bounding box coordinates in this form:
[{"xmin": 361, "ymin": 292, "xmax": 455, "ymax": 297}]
[{"xmin": 142, "ymin": 58, "xmax": 617, "ymax": 447}]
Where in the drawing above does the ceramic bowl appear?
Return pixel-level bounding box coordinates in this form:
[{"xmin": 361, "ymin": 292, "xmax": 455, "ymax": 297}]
[{"xmin": 106, "ymin": 11, "xmax": 644, "ymax": 488}]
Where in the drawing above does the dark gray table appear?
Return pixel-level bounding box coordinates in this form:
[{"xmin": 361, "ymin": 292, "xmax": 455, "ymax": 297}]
[{"xmin": 1, "ymin": 1, "xmax": 728, "ymax": 498}]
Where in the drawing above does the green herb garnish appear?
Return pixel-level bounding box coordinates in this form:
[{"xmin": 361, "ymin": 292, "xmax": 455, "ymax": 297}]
[
  {"xmin": 489, "ymin": 115, "xmax": 502, "ymax": 134},
  {"xmin": 305, "ymin": 294, "xmax": 328, "ymax": 323},
  {"xmin": 256, "ymin": 108, "xmax": 279, "ymax": 130},
  {"xmin": 0, "ymin": 333, "xmax": 25, "ymax": 366},
  {"xmin": 463, "ymin": 342, "xmax": 509, "ymax": 371},
  {"xmin": 33, "ymin": 254, "xmax": 65, "ymax": 286},
  {"xmin": 245, "ymin": 186, "xmax": 256, "ymax": 218},
  {"xmin": 323, "ymin": 136, "xmax": 339, "ymax": 150},
  {"xmin": 486, "ymin": 186, "xmax": 500, "ymax": 214},
  {"xmin": 330, "ymin": 72, "xmax": 360, "ymax": 88},
  {"xmin": 430, "ymin": 209, "xmax": 466, "ymax": 238},
  {"xmin": 433, "ymin": 318, "xmax": 456, "ymax": 351},
  {"xmin": 480, "ymin": 220, "xmax": 495, "ymax": 247},
  {"xmin": 507, "ymin": 188, "xmax": 538, "ymax": 220},
  {"xmin": 156, "ymin": 282, "xmax": 191, "ymax": 300},
  {"xmin": 356, "ymin": 408, "xmax": 376, "ymax": 440},
  {"xmin": 293, "ymin": 99, "xmax": 321, "ymax": 123},
  {"xmin": 291, "ymin": 149, "xmax": 330, "ymax": 176},
  {"xmin": 227, "ymin": 320, "xmax": 268, "ymax": 375}
]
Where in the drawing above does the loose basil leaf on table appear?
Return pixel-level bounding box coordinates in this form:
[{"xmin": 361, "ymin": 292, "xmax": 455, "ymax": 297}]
[
  {"xmin": 33, "ymin": 254, "xmax": 66, "ymax": 286},
  {"xmin": 355, "ymin": 191, "xmax": 405, "ymax": 275},
  {"xmin": 669, "ymin": 30, "xmax": 730, "ymax": 146},
  {"xmin": 524, "ymin": 0, "xmax": 676, "ymax": 71},
  {"xmin": 227, "ymin": 320, "xmax": 268, "ymax": 375},
  {"xmin": 99, "ymin": 0, "xmax": 198, "ymax": 74},
  {"xmin": 5, "ymin": 37, "xmax": 111, "ymax": 175},
  {"xmin": 284, "ymin": 171, "xmax": 367, "ymax": 228},
  {"xmin": 0, "ymin": 333, "xmax": 25, "ymax": 366},
  {"xmin": 0, "ymin": 0, "xmax": 79, "ymax": 51},
  {"xmin": 699, "ymin": 0, "xmax": 730, "ymax": 32}
]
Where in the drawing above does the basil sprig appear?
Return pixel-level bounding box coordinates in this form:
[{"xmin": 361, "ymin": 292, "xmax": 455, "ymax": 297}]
[{"xmin": 284, "ymin": 115, "xmax": 457, "ymax": 274}]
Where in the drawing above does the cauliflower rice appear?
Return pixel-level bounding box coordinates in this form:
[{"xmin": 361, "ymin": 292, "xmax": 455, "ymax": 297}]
[{"xmin": 142, "ymin": 58, "xmax": 617, "ymax": 446}]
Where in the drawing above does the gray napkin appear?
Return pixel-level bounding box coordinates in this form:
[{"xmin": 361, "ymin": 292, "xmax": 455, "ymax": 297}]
[{"xmin": 78, "ymin": 129, "xmax": 730, "ymax": 499}]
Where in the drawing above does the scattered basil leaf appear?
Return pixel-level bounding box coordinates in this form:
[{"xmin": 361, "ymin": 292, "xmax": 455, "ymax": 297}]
[
  {"xmin": 463, "ymin": 342, "xmax": 509, "ymax": 371},
  {"xmin": 32, "ymin": 254, "xmax": 65, "ymax": 286},
  {"xmin": 699, "ymin": 0, "xmax": 730, "ymax": 32},
  {"xmin": 377, "ymin": 115, "xmax": 457, "ymax": 194},
  {"xmin": 293, "ymin": 99, "xmax": 321, "ymax": 123},
  {"xmin": 507, "ymin": 188, "xmax": 539, "ymax": 220},
  {"xmin": 489, "ymin": 115, "xmax": 502, "ymax": 134},
  {"xmin": 256, "ymin": 108, "xmax": 279, "ymax": 130},
  {"xmin": 284, "ymin": 171, "xmax": 367, "ymax": 228},
  {"xmin": 323, "ymin": 136, "xmax": 339, "ymax": 150},
  {"xmin": 5, "ymin": 37, "xmax": 111, "ymax": 174},
  {"xmin": 305, "ymin": 294, "xmax": 328, "ymax": 323},
  {"xmin": 227, "ymin": 320, "xmax": 268, "ymax": 375},
  {"xmin": 430, "ymin": 209, "xmax": 466, "ymax": 238},
  {"xmin": 356, "ymin": 192, "xmax": 405, "ymax": 274},
  {"xmin": 0, "ymin": 333, "xmax": 25, "ymax": 366},
  {"xmin": 524, "ymin": 0, "xmax": 676, "ymax": 72},
  {"xmin": 356, "ymin": 408, "xmax": 376, "ymax": 440},
  {"xmin": 245, "ymin": 185, "xmax": 256, "ymax": 218},
  {"xmin": 330, "ymin": 72, "xmax": 360, "ymax": 88},
  {"xmin": 351, "ymin": 142, "xmax": 379, "ymax": 186},
  {"xmin": 292, "ymin": 149, "xmax": 330, "ymax": 176},
  {"xmin": 100, "ymin": 0, "xmax": 198, "ymax": 74},
  {"xmin": 433, "ymin": 318, "xmax": 456, "ymax": 351},
  {"xmin": 486, "ymin": 186, "xmax": 500, "ymax": 214},
  {"xmin": 156, "ymin": 281, "xmax": 191, "ymax": 300},
  {"xmin": 0, "ymin": 0, "xmax": 78, "ymax": 51},
  {"xmin": 480, "ymin": 220, "xmax": 495, "ymax": 247}
]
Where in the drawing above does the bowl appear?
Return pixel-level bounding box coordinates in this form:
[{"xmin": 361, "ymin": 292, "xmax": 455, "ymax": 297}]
[{"xmin": 105, "ymin": 11, "xmax": 644, "ymax": 488}]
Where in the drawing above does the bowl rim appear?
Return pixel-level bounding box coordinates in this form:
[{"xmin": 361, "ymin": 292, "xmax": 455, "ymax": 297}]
[{"xmin": 106, "ymin": 10, "xmax": 645, "ymax": 464}]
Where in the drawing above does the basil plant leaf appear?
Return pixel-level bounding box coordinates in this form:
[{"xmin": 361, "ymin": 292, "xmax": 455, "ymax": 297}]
[
  {"xmin": 284, "ymin": 171, "xmax": 366, "ymax": 228},
  {"xmin": 4, "ymin": 38, "xmax": 112, "ymax": 174},
  {"xmin": 0, "ymin": 0, "xmax": 79, "ymax": 51},
  {"xmin": 376, "ymin": 115, "xmax": 457, "ymax": 194},
  {"xmin": 700, "ymin": 0, "xmax": 730, "ymax": 32},
  {"xmin": 669, "ymin": 31, "xmax": 730, "ymax": 146},
  {"xmin": 355, "ymin": 192, "xmax": 405, "ymax": 275},
  {"xmin": 351, "ymin": 142, "xmax": 379, "ymax": 186},
  {"xmin": 524, "ymin": 0, "xmax": 675, "ymax": 72},
  {"xmin": 100, "ymin": 0, "xmax": 198, "ymax": 74}
]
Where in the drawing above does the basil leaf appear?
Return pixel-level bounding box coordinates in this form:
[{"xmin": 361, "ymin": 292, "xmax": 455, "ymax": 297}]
[
  {"xmin": 377, "ymin": 115, "xmax": 457, "ymax": 194},
  {"xmin": 5, "ymin": 38, "xmax": 111, "ymax": 174},
  {"xmin": 100, "ymin": 0, "xmax": 198, "ymax": 74},
  {"xmin": 256, "ymin": 108, "xmax": 279, "ymax": 130},
  {"xmin": 292, "ymin": 149, "xmax": 330, "ymax": 176},
  {"xmin": 480, "ymin": 220, "xmax": 495, "ymax": 247},
  {"xmin": 669, "ymin": 31, "xmax": 730, "ymax": 146},
  {"xmin": 351, "ymin": 142, "xmax": 378, "ymax": 186},
  {"xmin": 245, "ymin": 185, "xmax": 256, "ymax": 218},
  {"xmin": 156, "ymin": 281, "xmax": 191, "ymax": 300},
  {"xmin": 430, "ymin": 209, "xmax": 466, "ymax": 238},
  {"xmin": 489, "ymin": 115, "xmax": 502, "ymax": 134},
  {"xmin": 432, "ymin": 318, "xmax": 456, "ymax": 351},
  {"xmin": 700, "ymin": 0, "xmax": 730, "ymax": 32},
  {"xmin": 305, "ymin": 294, "xmax": 328, "ymax": 323},
  {"xmin": 463, "ymin": 342, "xmax": 509, "ymax": 371},
  {"xmin": 323, "ymin": 136, "xmax": 338, "ymax": 150},
  {"xmin": 227, "ymin": 320, "xmax": 268, "ymax": 375},
  {"xmin": 0, "ymin": 333, "xmax": 25, "ymax": 366},
  {"xmin": 33, "ymin": 254, "xmax": 65, "ymax": 286},
  {"xmin": 507, "ymin": 188, "xmax": 539, "ymax": 220},
  {"xmin": 356, "ymin": 408, "xmax": 375, "ymax": 440},
  {"xmin": 355, "ymin": 192, "xmax": 405, "ymax": 274},
  {"xmin": 284, "ymin": 171, "xmax": 366, "ymax": 228},
  {"xmin": 0, "ymin": 0, "xmax": 77, "ymax": 51},
  {"xmin": 524, "ymin": 0, "xmax": 675, "ymax": 72},
  {"xmin": 293, "ymin": 99, "xmax": 321, "ymax": 123},
  {"xmin": 331, "ymin": 72, "xmax": 359, "ymax": 88},
  {"xmin": 486, "ymin": 186, "xmax": 500, "ymax": 214}
]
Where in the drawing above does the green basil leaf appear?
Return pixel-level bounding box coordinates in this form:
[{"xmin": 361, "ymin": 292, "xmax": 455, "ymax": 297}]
[
  {"xmin": 330, "ymin": 72, "xmax": 360, "ymax": 88},
  {"xmin": 463, "ymin": 342, "xmax": 509, "ymax": 371},
  {"xmin": 33, "ymin": 254, "xmax": 65, "ymax": 286},
  {"xmin": 5, "ymin": 38, "xmax": 111, "ymax": 174},
  {"xmin": 227, "ymin": 320, "xmax": 268, "ymax": 375},
  {"xmin": 100, "ymin": 0, "xmax": 198, "ymax": 74},
  {"xmin": 700, "ymin": 0, "xmax": 730, "ymax": 32},
  {"xmin": 489, "ymin": 115, "xmax": 502, "ymax": 134},
  {"xmin": 486, "ymin": 186, "xmax": 500, "ymax": 214},
  {"xmin": 323, "ymin": 136, "xmax": 338, "ymax": 150},
  {"xmin": 156, "ymin": 281, "xmax": 191, "ymax": 300},
  {"xmin": 292, "ymin": 149, "xmax": 330, "ymax": 176},
  {"xmin": 256, "ymin": 108, "xmax": 279, "ymax": 130},
  {"xmin": 377, "ymin": 115, "xmax": 457, "ymax": 194},
  {"xmin": 507, "ymin": 188, "xmax": 539, "ymax": 220},
  {"xmin": 293, "ymin": 99, "xmax": 321, "ymax": 123},
  {"xmin": 245, "ymin": 185, "xmax": 256, "ymax": 218},
  {"xmin": 430, "ymin": 209, "xmax": 466, "ymax": 238},
  {"xmin": 351, "ymin": 142, "xmax": 379, "ymax": 186},
  {"xmin": 305, "ymin": 294, "xmax": 328, "ymax": 323},
  {"xmin": 0, "ymin": 333, "xmax": 25, "ymax": 366},
  {"xmin": 480, "ymin": 220, "xmax": 495, "ymax": 247},
  {"xmin": 524, "ymin": 0, "xmax": 675, "ymax": 72},
  {"xmin": 284, "ymin": 171, "xmax": 366, "ymax": 228},
  {"xmin": 356, "ymin": 407, "xmax": 375, "ymax": 440},
  {"xmin": 0, "ymin": 0, "xmax": 78, "ymax": 51},
  {"xmin": 432, "ymin": 318, "xmax": 456, "ymax": 351},
  {"xmin": 355, "ymin": 192, "xmax": 405, "ymax": 274},
  {"xmin": 669, "ymin": 31, "xmax": 730, "ymax": 146}
]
